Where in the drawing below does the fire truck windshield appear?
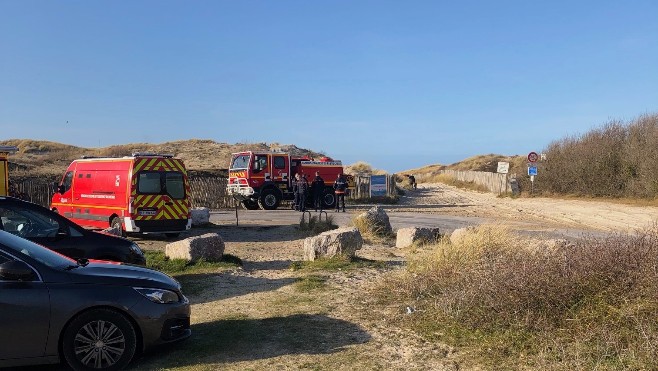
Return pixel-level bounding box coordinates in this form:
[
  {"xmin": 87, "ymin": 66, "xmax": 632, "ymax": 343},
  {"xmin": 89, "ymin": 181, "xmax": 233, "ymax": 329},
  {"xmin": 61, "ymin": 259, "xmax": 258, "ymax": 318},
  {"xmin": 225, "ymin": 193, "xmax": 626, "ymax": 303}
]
[{"xmin": 231, "ymin": 155, "xmax": 250, "ymax": 170}]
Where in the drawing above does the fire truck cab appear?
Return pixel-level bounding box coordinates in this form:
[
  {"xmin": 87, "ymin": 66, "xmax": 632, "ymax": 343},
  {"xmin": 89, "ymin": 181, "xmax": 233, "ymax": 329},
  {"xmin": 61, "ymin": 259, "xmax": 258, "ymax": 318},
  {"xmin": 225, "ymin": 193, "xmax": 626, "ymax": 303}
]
[{"xmin": 227, "ymin": 151, "xmax": 344, "ymax": 210}]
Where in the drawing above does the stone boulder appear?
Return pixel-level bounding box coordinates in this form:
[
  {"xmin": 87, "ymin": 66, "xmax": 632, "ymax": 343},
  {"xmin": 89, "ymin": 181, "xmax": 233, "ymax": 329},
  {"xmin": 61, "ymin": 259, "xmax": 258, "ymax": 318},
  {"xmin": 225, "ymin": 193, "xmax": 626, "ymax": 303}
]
[
  {"xmin": 354, "ymin": 206, "xmax": 392, "ymax": 236},
  {"xmin": 191, "ymin": 207, "xmax": 210, "ymax": 226},
  {"xmin": 303, "ymin": 227, "xmax": 363, "ymax": 261},
  {"xmin": 165, "ymin": 233, "xmax": 225, "ymax": 262},
  {"xmin": 449, "ymin": 226, "xmax": 477, "ymax": 245},
  {"xmin": 396, "ymin": 227, "xmax": 441, "ymax": 248}
]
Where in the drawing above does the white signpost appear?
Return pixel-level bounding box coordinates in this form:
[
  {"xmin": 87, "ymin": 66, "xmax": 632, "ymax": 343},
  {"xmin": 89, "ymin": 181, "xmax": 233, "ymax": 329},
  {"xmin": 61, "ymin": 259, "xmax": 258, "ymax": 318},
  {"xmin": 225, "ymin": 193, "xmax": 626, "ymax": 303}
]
[{"xmin": 497, "ymin": 162, "xmax": 510, "ymax": 194}]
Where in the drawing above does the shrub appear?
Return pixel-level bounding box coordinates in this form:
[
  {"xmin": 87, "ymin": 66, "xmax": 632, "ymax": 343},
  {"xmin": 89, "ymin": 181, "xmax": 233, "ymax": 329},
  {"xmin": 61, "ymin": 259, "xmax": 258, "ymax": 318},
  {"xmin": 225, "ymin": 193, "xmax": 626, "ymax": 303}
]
[
  {"xmin": 541, "ymin": 113, "xmax": 658, "ymax": 198},
  {"xmin": 351, "ymin": 214, "xmax": 395, "ymax": 243},
  {"xmin": 384, "ymin": 224, "xmax": 658, "ymax": 368},
  {"xmin": 298, "ymin": 215, "xmax": 337, "ymax": 235}
]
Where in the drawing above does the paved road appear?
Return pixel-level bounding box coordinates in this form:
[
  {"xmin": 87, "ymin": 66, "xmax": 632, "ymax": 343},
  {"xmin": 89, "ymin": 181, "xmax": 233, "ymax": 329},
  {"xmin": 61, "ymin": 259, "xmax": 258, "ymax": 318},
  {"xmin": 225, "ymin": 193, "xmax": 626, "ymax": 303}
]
[{"xmin": 210, "ymin": 207, "xmax": 603, "ymax": 240}]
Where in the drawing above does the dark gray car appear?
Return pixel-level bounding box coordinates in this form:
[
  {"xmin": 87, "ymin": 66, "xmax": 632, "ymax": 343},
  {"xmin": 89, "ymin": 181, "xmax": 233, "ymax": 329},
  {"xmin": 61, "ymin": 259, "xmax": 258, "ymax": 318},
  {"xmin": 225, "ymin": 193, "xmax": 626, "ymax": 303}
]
[
  {"xmin": 0, "ymin": 196, "xmax": 146, "ymax": 265},
  {"xmin": 0, "ymin": 230, "xmax": 190, "ymax": 370}
]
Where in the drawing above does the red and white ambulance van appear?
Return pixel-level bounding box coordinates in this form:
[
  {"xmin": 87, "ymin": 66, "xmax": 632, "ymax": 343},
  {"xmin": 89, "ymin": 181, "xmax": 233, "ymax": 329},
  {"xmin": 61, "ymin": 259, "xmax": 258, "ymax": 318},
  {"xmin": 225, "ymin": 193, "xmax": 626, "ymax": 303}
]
[{"xmin": 51, "ymin": 153, "xmax": 192, "ymax": 237}]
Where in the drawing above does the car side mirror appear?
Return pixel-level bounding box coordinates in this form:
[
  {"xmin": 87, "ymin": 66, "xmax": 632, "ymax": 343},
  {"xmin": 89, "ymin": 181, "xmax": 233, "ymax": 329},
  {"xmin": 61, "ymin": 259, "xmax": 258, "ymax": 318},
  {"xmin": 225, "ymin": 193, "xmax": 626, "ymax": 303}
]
[
  {"xmin": 253, "ymin": 162, "xmax": 261, "ymax": 172},
  {"xmin": 0, "ymin": 260, "xmax": 36, "ymax": 281}
]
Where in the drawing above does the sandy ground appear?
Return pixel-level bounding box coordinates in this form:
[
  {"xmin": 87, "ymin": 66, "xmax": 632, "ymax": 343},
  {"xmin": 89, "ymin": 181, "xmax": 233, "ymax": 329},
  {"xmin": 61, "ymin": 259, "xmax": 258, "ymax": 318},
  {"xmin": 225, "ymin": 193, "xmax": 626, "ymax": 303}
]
[
  {"xmin": 125, "ymin": 183, "xmax": 658, "ymax": 370},
  {"xmin": 394, "ymin": 183, "xmax": 658, "ymax": 233}
]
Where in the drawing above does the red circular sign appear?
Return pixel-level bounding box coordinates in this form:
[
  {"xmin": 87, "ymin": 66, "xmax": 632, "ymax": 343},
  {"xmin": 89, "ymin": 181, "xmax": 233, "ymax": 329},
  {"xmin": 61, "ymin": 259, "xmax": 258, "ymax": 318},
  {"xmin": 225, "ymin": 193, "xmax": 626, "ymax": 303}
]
[{"xmin": 527, "ymin": 151, "xmax": 539, "ymax": 162}]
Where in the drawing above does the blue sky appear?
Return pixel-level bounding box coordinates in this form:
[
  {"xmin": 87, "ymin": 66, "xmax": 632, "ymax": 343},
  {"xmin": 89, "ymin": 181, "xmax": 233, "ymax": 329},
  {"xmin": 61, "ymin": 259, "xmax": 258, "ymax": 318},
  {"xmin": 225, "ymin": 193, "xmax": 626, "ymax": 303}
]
[{"xmin": 1, "ymin": 1, "xmax": 657, "ymax": 172}]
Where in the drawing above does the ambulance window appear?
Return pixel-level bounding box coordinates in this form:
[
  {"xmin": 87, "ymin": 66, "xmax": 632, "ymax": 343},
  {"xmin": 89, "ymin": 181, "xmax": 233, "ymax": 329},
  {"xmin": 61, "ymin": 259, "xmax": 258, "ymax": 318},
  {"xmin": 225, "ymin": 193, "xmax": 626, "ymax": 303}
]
[
  {"xmin": 165, "ymin": 173, "xmax": 185, "ymax": 199},
  {"xmin": 274, "ymin": 157, "xmax": 286, "ymax": 169},
  {"xmin": 61, "ymin": 172, "xmax": 74, "ymax": 193},
  {"xmin": 137, "ymin": 172, "xmax": 162, "ymax": 194}
]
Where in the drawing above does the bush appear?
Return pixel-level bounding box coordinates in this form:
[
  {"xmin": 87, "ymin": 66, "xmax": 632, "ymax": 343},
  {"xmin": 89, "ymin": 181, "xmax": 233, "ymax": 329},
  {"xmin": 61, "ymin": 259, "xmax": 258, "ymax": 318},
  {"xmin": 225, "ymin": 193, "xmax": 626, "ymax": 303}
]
[
  {"xmin": 540, "ymin": 113, "xmax": 658, "ymax": 198},
  {"xmin": 384, "ymin": 224, "xmax": 658, "ymax": 369},
  {"xmin": 298, "ymin": 215, "xmax": 337, "ymax": 235}
]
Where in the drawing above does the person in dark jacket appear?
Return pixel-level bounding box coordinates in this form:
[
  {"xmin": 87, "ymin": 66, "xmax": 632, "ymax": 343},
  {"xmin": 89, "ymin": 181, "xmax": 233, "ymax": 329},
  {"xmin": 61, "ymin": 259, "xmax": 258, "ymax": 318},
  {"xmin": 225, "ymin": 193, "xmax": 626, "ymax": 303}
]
[
  {"xmin": 333, "ymin": 173, "xmax": 348, "ymax": 212},
  {"xmin": 408, "ymin": 174, "xmax": 417, "ymax": 190},
  {"xmin": 296, "ymin": 174, "xmax": 309, "ymax": 212},
  {"xmin": 292, "ymin": 173, "xmax": 301, "ymax": 211},
  {"xmin": 311, "ymin": 171, "xmax": 325, "ymax": 212}
]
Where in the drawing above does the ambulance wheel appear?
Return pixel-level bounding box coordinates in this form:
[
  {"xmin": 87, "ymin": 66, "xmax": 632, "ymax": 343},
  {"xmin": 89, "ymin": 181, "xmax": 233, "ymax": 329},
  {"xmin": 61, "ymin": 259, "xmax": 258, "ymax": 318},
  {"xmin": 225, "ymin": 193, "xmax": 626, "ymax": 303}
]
[
  {"xmin": 258, "ymin": 189, "xmax": 280, "ymax": 210},
  {"xmin": 110, "ymin": 217, "xmax": 125, "ymax": 237},
  {"xmin": 241, "ymin": 200, "xmax": 260, "ymax": 210}
]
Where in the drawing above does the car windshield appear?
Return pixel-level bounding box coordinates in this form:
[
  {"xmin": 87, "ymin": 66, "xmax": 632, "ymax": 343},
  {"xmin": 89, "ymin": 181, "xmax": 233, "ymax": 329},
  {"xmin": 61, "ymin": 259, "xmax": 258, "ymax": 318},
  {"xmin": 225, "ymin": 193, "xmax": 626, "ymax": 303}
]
[
  {"xmin": 230, "ymin": 155, "xmax": 250, "ymax": 170},
  {"xmin": 0, "ymin": 206, "xmax": 60, "ymax": 238},
  {"xmin": 0, "ymin": 230, "xmax": 75, "ymax": 269}
]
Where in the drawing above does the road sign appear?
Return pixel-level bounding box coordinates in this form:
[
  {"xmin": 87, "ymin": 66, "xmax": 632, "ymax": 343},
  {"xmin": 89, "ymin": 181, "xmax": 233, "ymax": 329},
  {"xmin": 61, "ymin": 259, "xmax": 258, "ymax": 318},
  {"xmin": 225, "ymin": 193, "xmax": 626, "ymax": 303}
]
[
  {"xmin": 370, "ymin": 175, "xmax": 387, "ymax": 197},
  {"xmin": 497, "ymin": 162, "xmax": 509, "ymax": 174},
  {"xmin": 528, "ymin": 166, "xmax": 538, "ymax": 176},
  {"xmin": 527, "ymin": 151, "xmax": 539, "ymax": 163}
]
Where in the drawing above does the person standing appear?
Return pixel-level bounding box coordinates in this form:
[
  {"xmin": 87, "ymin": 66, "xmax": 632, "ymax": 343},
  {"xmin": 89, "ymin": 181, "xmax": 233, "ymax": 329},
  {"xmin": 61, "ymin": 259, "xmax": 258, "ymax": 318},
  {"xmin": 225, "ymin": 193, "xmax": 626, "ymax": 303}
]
[
  {"xmin": 296, "ymin": 174, "xmax": 309, "ymax": 212},
  {"xmin": 311, "ymin": 171, "xmax": 325, "ymax": 212},
  {"xmin": 333, "ymin": 173, "xmax": 347, "ymax": 212},
  {"xmin": 292, "ymin": 173, "xmax": 301, "ymax": 211},
  {"xmin": 409, "ymin": 174, "xmax": 417, "ymax": 190}
]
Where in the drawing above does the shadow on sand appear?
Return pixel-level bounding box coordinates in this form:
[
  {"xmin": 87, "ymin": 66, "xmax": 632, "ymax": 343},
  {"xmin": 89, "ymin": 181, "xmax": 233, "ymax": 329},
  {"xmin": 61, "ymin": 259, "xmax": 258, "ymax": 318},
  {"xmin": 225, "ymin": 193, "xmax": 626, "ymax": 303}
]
[{"xmin": 133, "ymin": 314, "xmax": 371, "ymax": 369}]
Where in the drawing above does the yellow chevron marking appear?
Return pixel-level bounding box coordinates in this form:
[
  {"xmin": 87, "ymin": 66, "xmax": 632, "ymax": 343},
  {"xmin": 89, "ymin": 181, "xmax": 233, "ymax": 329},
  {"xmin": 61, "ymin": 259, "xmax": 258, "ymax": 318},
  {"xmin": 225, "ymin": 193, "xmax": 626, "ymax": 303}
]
[{"xmin": 133, "ymin": 159, "xmax": 147, "ymax": 173}]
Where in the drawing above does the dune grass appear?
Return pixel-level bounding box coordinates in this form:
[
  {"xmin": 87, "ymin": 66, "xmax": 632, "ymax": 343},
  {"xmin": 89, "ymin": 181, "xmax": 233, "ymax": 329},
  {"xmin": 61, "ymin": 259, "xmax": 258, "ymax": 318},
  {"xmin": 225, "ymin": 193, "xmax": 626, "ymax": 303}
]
[{"xmin": 378, "ymin": 224, "xmax": 658, "ymax": 369}]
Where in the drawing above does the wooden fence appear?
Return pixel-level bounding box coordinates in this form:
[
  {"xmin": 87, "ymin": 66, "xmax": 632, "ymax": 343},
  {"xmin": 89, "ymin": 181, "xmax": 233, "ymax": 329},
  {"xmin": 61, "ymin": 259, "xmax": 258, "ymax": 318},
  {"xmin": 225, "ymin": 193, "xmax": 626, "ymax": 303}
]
[
  {"xmin": 438, "ymin": 170, "xmax": 511, "ymax": 194},
  {"xmin": 188, "ymin": 176, "xmax": 234, "ymax": 209},
  {"xmin": 347, "ymin": 174, "xmax": 398, "ymax": 199},
  {"xmin": 10, "ymin": 174, "xmax": 395, "ymax": 209}
]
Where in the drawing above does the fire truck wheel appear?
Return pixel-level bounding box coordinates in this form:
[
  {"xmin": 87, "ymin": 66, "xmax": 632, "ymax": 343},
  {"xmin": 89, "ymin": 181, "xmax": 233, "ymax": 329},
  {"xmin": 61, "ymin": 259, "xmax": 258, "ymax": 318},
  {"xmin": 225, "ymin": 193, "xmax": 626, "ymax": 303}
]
[
  {"xmin": 258, "ymin": 188, "xmax": 280, "ymax": 210},
  {"xmin": 322, "ymin": 188, "xmax": 336, "ymax": 209},
  {"xmin": 110, "ymin": 217, "xmax": 125, "ymax": 237},
  {"xmin": 241, "ymin": 200, "xmax": 260, "ymax": 210}
]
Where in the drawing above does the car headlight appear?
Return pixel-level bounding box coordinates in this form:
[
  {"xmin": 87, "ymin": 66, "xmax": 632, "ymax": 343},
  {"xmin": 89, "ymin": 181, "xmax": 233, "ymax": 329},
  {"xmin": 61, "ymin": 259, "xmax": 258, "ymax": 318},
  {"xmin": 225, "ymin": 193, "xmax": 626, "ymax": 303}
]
[
  {"xmin": 129, "ymin": 243, "xmax": 144, "ymax": 256},
  {"xmin": 134, "ymin": 287, "xmax": 180, "ymax": 304}
]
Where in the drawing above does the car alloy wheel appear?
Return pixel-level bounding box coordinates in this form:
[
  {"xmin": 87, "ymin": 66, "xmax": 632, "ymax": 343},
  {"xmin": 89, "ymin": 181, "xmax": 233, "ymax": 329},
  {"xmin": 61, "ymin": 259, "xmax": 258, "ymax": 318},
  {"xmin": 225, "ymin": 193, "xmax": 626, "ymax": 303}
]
[
  {"xmin": 74, "ymin": 320, "xmax": 125, "ymax": 368},
  {"xmin": 63, "ymin": 309, "xmax": 136, "ymax": 371}
]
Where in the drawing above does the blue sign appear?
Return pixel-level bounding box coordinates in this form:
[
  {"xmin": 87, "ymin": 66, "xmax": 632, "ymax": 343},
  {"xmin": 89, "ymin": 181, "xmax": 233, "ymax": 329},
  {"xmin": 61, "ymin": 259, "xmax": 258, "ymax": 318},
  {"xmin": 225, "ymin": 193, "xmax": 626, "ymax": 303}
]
[
  {"xmin": 528, "ymin": 166, "xmax": 538, "ymax": 176},
  {"xmin": 370, "ymin": 175, "xmax": 387, "ymax": 197}
]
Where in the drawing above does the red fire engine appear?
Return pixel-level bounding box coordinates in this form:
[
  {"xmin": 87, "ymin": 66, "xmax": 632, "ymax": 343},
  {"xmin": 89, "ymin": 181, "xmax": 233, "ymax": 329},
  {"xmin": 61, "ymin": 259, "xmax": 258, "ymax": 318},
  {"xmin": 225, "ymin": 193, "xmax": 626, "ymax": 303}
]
[
  {"xmin": 51, "ymin": 153, "xmax": 192, "ymax": 237},
  {"xmin": 226, "ymin": 151, "xmax": 344, "ymax": 210}
]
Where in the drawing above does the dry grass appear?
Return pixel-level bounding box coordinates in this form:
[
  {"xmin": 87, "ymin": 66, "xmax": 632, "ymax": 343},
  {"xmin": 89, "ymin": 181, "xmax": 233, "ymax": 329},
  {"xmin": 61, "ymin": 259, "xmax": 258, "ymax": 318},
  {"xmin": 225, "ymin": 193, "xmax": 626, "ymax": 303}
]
[
  {"xmin": 344, "ymin": 161, "xmax": 388, "ymax": 175},
  {"xmin": 380, "ymin": 224, "xmax": 658, "ymax": 369},
  {"xmin": 351, "ymin": 214, "xmax": 395, "ymax": 245},
  {"xmin": 298, "ymin": 215, "xmax": 337, "ymax": 235}
]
